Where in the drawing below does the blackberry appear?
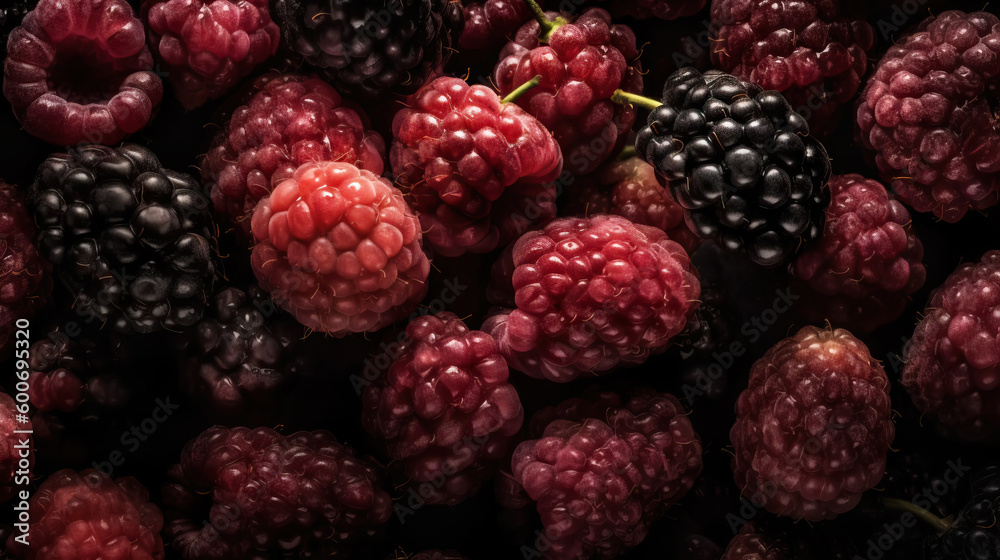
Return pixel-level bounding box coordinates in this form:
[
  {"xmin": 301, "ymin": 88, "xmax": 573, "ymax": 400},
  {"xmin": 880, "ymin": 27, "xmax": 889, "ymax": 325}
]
[
  {"xmin": 633, "ymin": 67, "xmax": 831, "ymax": 267},
  {"xmin": 926, "ymin": 467, "xmax": 1000, "ymax": 560},
  {"xmin": 28, "ymin": 144, "xmax": 219, "ymax": 334},
  {"xmin": 273, "ymin": 0, "xmax": 465, "ymax": 98}
]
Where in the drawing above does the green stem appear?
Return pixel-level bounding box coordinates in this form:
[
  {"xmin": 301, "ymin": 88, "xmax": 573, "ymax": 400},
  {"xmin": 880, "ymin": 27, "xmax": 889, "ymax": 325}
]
[
  {"xmin": 617, "ymin": 146, "xmax": 637, "ymax": 160},
  {"xmin": 881, "ymin": 498, "xmax": 951, "ymax": 533},
  {"xmin": 502, "ymin": 75, "xmax": 542, "ymax": 104},
  {"xmin": 522, "ymin": 0, "xmax": 565, "ymax": 42},
  {"xmin": 610, "ymin": 90, "xmax": 662, "ymax": 111}
]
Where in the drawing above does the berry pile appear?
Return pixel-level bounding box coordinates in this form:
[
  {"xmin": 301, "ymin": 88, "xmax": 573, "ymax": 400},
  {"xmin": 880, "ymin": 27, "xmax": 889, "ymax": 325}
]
[{"xmin": 2, "ymin": 0, "xmax": 1000, "ymax": 559}]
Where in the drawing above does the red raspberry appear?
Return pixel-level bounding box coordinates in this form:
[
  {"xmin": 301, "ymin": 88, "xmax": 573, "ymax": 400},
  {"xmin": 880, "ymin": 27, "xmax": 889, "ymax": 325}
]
[
  {"xmin": 597, "ymin": 0, "xmax": 706, "ymax": 20},
  {"xmin": 5, "ymin": 469, "xmax": 164, "ymax": 560},
  {"xmin": 564, "ymin": 155, "xmax": 701, "ymax": 255},
  {"xmin": 901, "ymin": 250, "xmax": 1000, "ymax": 441},
  {"xmin": 711, "ymin": 0, "xmax": 874, "ymax": 136},
  {"xmin": 0, "ymin": 182, "xmax": 49, "ymax": 357},
  {"xmin": 510, "ymin": 390, "xmax": 703, "ymax": 560},
  {"xmin": 483, "ymin": 215, "xmax": 700, "ymax": 382},
  {"xmin": 250, "ymin": 161, "xmax": 430, "ymax": 335},
  {"xmin": 163, "ymin": 426, "xmax": 391, "ymax": 559},
  {"xmin": 202, "ymin": 73, "xmax": 387, "ymax": 239},
  {"xmin": 362, "ymin": 312, "xmax": 524, "ymax": 505},
  {"xmin": 2, "ymin": 0, "xmax": 163, "ymax": 145},
  {"xmin": 792, "ymin": 174, "xmax": 926, "ymax": 332},
  {"xmin": 731, "ymin": 326, "xmax": 894, "ymax": 521},
  {"xmin": 391, "ymin": 76, "xmax": 563, "ymax": 257},
  {"xmin": 723, "ymin": 525, "xmax": 785, "ymax": 560},
  {"xmin": 856, "ymin": 10, "xmax": 1000, "ymax": 222},
  {"xmin": 494, "ymin": 7, "xmax": 643, "ymax": 175},
  {"xmin": 459, "ymin": 0, "xmax": 538, "ymax": 52},
  {"xmin": 142, "ymin": 0, "xmax": 281, "ymax": 109},
  {"xmin": 0, "ymin": 392, "xmax": 32, "ymax": 504}
]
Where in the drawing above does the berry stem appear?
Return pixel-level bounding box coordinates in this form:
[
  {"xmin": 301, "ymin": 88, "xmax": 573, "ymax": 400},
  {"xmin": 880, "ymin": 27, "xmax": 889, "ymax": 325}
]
[
  {"xmin": 881, "ymin": 498, "xmax": 951, "ymax": 533},
  {"xmin": 522, "ymin": 0, "xmax": 565, "ymax": 42},
  {"xmin": 502, "ymin": 75, "xmax": 542, "ymax": 104},
  {"xmin": 611, "ymin": 90, "xmax": 661, "ymax": 111},
  {"xmin": 617, "ymin": 146, "xmax": 638, "ymax": 160}
]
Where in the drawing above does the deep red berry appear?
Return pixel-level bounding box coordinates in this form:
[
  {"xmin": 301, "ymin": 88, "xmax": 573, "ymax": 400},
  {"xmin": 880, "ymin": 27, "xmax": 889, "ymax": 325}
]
[
  {"xmin": 0, "ymin": 392, "xmax": 32, "ymax": 504},
  {"xmin": 723, "ymin": 524, "xmax": 785, "ymax": 560},
  {"xmin": 0, "ymin": 182, "xmax": 48, "ymax": 357},
  {"xmin": 792, "ymin": 174, "xmax": 925, "ymax": 332},
  {"xmin": 202, "ymin": 73, "xmax": 386, "ymax": 239},
  {"xmin": 2, "ymin": 0, "xmax": 163, "ymax": 145},
  {"xmin": 391, "ymin": 76, "xmax": 563, "ymax": 257},
  {"xmin": 483, "ymin": 214, "xmax": 700, "ymax": 382},
  {"xmin": 250, "ymin": 161, "xmax": 430, "ymax": 335},
  {"xmin": 731, "ymin": 326, "xmax": 894, "ymax": 521},
  {"xmin": 564, "ymin": 155, "xmax": 701, "ymax": 255},
  {"xmin": 856, "ymin": 10, "xmax": 1000, "ymax": 222},
  {"xmin": 5, "ymin": 469, "xmax": 164, "ymax": 560},
  {"xmin": 163, "ymin": 426, "xmax": 391, "ymax": 559},
  {"xmin": 711, "ymin": 0, "xmax": 874, "ymax": 136},
  {"xmin": 143, "ymin": 0, "xmax": 280, "ymax": 109},
  {"xmin": 459, "ymin": 0, "xmax": 538, "ymax": 52},
  {"xmin": 362, "ymin": 312, "xmax": 524, "ymax": 505},
  {"xmin": 494, "ymin": 8, "xmax": 643, "ymax": 175},
  {"xmin": 510, "ymin": 390, "xmax": 703, "ymax": 560},
  {"xmin": 902, "ymin": 250, "xmax": 1000, "ymax": 441}
]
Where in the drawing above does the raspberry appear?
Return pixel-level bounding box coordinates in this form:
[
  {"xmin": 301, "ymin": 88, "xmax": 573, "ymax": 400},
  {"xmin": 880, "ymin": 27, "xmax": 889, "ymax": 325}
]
[
  {"xmin": 2, "ymin": 0, "xmax": 163, "ymax": 146},
  {"xmin": 459, "ymin": 0, "xmax": 537, "ymax": 52},
  {"xmin": 730, "ymin": 326, "xmax": 894, "ymax": 521},
  {"xmin": 29, "ymin": 144, "xmax": 219, "ymax": 334},
  {"xmin": 163, "ymin": 426, "xmax": 391, "ymax": 559},
  {"xmin": 362, "ymin": 312, "xmax": 523, "ymax": 505},
  {"xmin": 901, "ymin": 250, "xmax": 1000, "ymax": 441},
  {"xmin": 483, "ymin": 214, "xmax": 700, "ymax": 382},
  {"xmin": 634, "ymin": 67, "xmax": 832, "ymax": 267},
  {"xmin": 0, "ymin": 181, "xmax": 49, "ymax": 357},
  {"xmin": 724, "ymin": 525, "xmax": 784, "ymax": 560},
  {"xmin": 273, "ymin": 0, "xmax": 465, "ymax": 98},
  {"xmin": 390, "ymin": 76, "xmax": 563, "ymax": 257},
  {"xmin": 0, "ymin": 392, "xmax": 32, "ymax": 504},
  {"xmin": 201, "ymin": 73, "xmax": 387, "ymax": 239},
  {"xmin": 563, "ymin": 154, "xmax": 701, "ymax": 255},
  {"xmin": 927, "ymin": 466, "xmax": 1000, "ymax": 560},
  {"xmin": 142, "ymin": 0, "xmax": 281, "ymax": 109},
  {"xmin": 597, "ymin": 0, "xmax": 706, "ymax": 20},
  {"xmin": 494, "ymin": 6, "xmax": 643, "ymax": 175},
  {"xmin": 792, "ymin": 174, "xmax": 926, "ymax": 332},
  {"xmin": 28, "ymin": 333, "xmax": 134, "ymax": 415},
  {"xmin": 250, "ymin": 161, "xmax": 430, "ymax": 335},
  {"xmin": 856, "ymin": 10, "xmax": 1000, "ymax": 222},
  {"xmin": 711, "ymin": 0, "xmax": 874, "ymax": 136},
  {"xmin": 510, "ymin": 390, "xmax": 703, "ymax": 559},
  {"xmin": 0, "ymin": 0, "xmax": 36, "ymax": 57},
  {"xmin": 4, "ymin": 469, "xmax": 164, "ymax": 560},
  {"xmin": 179, "ymin": 285, "xmax": 317, "ymax": 422}
]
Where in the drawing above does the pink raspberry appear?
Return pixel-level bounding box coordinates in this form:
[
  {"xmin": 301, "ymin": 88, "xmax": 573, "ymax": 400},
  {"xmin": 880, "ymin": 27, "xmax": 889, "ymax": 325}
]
[
  {"xmin": 361, "ymin": 312, "xmax": 524, "ymax": 505},
  {"xmin": 201, "ymin": 73, "xmax": 386, "ymax": 239},
  {"xmin": 5, "ymin": 469, "xmax": 164, "ymax": 560},
  {"xmin": 483, "ymin": 215, "xmax": 700, "ymax": 382},
  {"xmin": 0, "ymin": 182, "xmax": 49, "ymax": 357},
  {"xmin": 856, "ymin": 10, "xmax": 1000, "ymax": 222},
  {"xmin": 391, "ymin": 76, "xmax": 563, "ymax": 257},
  {"xmin": 250, "ymin": 161, "xmax": 430, "ymax": 335},
  {"xmin": 494, "ymin": 7, "xmax": 643, "ymax": 175},
  {"xmin": 564, "ymin": 154, "xmax": 701, "ymax": 255},
  {"xmin": 2, "ymin": 0, "xmax": 163, "ymax": 145},
  {"xmin": 792, "ymin": 174, "xmax": 926, "ymax": 332},
  {"xmin": 142, "ymin": 0, "xmax": 280, "ymax": 109},
  {"xmin": 902, "ymin": 250, "xmax": 1000, "ymax": 441},
  {"xmin": 731, "ymin": 326, "xmax": 894, "ymax": 521},
  {"xmin": 510, "ymin": 390, "xmax": 703, "ymax": 559}
]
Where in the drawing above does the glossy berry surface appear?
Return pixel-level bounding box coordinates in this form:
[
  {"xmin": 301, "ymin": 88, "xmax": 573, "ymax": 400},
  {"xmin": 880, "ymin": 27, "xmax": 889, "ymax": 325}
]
[
  {"xmin": 483, "ymin": 214, "xmax": 700, "ymax": 382},
  {"xmin": 459, "ymin": 0, "xmax": 537, "ymax": 52},
  {"xmin": 391, "ymin": 76, "xmax": 563, "ymax": 257},
  {"xmin": 723, "ymin": 525, "xmax": 785, "ymax": 560},
  {"xmin": 731, "ymin": 326, "xmax": 894, "ymax": 521},
  {"xmin": 250, "ymin": 161, "xmax": 430, "ymax": 335},
  {"xmin": 362, "ymin": 312, "xmax": 524, "ymax": 505},
  {"xmin": 3, "ymin": 0, "xmax": 163, "ymax": 145},
  {"xmin": 494, "ymin": 8, "xmax": 643, "ymax": 175},
  {"xmin": 857, "ymin": 10, "xmax": 1000, "ymax": 222},
  {"xmin": 142, "ymin": 0, "xmax": 280, "ymax": 109},
  {"xmin": 792, "ymin": 174, "xmax": 926, "ymax": 332},
  {"xmin": 902, "ymin": 250, "xmax": 1000, "ymax": 441},
  {"xmin": 927, "ymin": 467, "xmax": 1000, "ymax": 560}
]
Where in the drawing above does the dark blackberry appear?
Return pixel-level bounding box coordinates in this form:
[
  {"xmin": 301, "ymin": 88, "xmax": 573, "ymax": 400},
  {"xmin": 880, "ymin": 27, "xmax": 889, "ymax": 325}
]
[
  {"xmin": 273, "ymin": 0, "xmax": 464, "ymax": 98},
  {"xmin": 178, "ymin": 285, "xmax": 316, "ymax": 424},
  {"xmin": 28, "ymin": 144, "xmax": 219, "ymax": 334},
  {"xmin": 674, "ymin": 286, "xmax": 739, "ymax": 402},
  {"xmin": 633, "ymin": 67, "xmax": 831, "ymax": 267},
  {"xmin": 926, "ymin": 467, "xmax": 1000, "ymax": 560}
]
